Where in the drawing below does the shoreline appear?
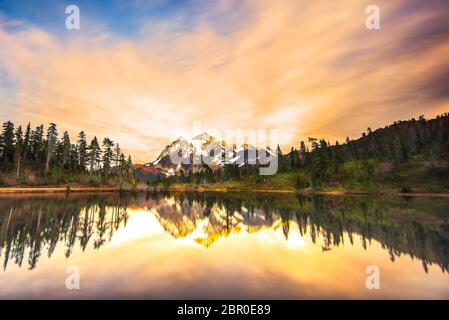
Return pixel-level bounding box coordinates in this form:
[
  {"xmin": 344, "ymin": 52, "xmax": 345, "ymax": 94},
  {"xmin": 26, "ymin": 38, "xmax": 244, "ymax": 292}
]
[
  {"xmin": 1, "ymin": 186, "xmax": 449, "ymax": 198},
  {"xmin": 0, "ymin": 187, "xmax": 120, "ymax": 194}
]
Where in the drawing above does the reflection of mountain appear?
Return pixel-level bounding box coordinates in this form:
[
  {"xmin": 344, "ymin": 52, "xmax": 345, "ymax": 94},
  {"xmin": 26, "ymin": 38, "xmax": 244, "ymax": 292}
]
[
  {"xmin": 1, "ymin": 193, "xmax": 448, "ymax": 273},
  {"xmin": 150, "ymin": 195, "xmax": 278, "ymax": 247}
]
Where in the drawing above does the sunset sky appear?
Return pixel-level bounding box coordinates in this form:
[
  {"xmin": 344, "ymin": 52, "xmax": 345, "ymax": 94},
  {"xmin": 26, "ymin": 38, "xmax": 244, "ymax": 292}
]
[{"xmin": 1, "ymin": 0, "xmax": 449, "ymax": 163}]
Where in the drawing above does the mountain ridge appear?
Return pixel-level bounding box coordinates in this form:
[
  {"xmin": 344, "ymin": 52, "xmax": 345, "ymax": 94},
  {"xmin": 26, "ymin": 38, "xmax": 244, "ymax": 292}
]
[{"xmin": 134, "ymin": 133, "xmax": 275, "ymax": 181}]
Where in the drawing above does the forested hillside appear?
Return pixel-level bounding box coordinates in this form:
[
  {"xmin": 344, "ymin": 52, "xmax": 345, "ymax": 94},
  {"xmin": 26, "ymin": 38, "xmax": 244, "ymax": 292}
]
[
  {"xmin": 294, "ymin": 113, "xmax": 449, "ymax": 187},
  {"xmin": 0, "ymin": 122, "xmax": 135, "ymax": 187}
]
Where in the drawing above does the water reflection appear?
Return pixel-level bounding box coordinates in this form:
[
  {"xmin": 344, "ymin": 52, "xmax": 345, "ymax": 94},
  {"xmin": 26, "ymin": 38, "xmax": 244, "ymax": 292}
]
[
  {"xmin": 1, "ymin": 192, "xmax": 448, "ymax": 275},
  {"xmin": 0, "ymin": 195, "xmax": 129, "ymax": 270}
]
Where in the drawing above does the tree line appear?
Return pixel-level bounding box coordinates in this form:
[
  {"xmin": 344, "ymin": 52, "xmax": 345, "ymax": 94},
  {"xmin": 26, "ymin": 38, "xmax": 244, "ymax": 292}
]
[
  {"xmin": 0, "ymin": 121, "xmax": 134, "ymax": 182},
  {"xmin": 291, "ymin": 113, "xmax": 449, "ymax": 186}
]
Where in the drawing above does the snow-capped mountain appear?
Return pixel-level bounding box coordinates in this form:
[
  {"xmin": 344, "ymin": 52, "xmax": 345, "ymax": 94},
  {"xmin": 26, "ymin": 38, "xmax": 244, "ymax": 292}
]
[{"xmin": 134, "ymin": 132, "xmax": 275, "ymax": 179}]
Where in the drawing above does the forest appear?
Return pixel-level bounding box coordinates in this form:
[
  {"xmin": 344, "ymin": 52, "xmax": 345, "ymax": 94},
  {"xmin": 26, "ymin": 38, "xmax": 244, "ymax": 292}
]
[{"xmin": 0, "ymin": 122, "xmax": 134, "ymax": 187}]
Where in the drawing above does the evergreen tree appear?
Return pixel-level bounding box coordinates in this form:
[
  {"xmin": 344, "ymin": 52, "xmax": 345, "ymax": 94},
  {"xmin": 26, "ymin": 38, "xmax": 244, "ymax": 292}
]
[
  {"xmin": 55, "ymin": 140, "xmax": 64, "ymax": 166},
  {"xmin": 114, "ymin": 143, "xmax": 121, "ymax": 173},
  {"xmin": 277, "ymin": 144, "xmax": 288, "ymax": 172},
  {"xmin": 88, "ymin": 137, "xmax": 101, "ymax": 173},
  {"xmin": 77, "ymin": 131, "xmax": 87, "ymax": 172},
  {"xmin": 61, "ymin": 131, "xmax": 71, "ymax": 168},
  {"xmin": 299, "ymin": 140, "xmax": 307, "ymax": 167},
  {"xmin": 102, "ymin": 138, "xmax": 114, "ymax": 175},
  {"xmin": 69, "ymin": 144, "xmax": 79, "ymax": 171},
  {"xmin": 15, "ymin": 125, "xmax": 23, "ymax": 178},
  {"xmin": 119, "ymin": 153, "xmax": 126, "ymax": 175},
  {"xmin": 30, "ymin": 125, "xmax": 44, "ymax": 163},
  {"xmin": 332, "ymin": 141, "xmax": 342, "ymax": 174},
  {"xmin": 45, "ymin": 123, "xmax": 58, "ymax": 174},
  {"xmin": 127, "ymin": 155, "xmax": 133, "ymax": 176},
  {"xmin": 23, "ymin": 123, "xmax": 31, "ymax": 161},
  {"xmin": 1, "ymin": 121, "xmax": 15, "ymax": 164},
  {"xmin": 290, "ymin": 147, "xmax": 296, "ymax": 169}
]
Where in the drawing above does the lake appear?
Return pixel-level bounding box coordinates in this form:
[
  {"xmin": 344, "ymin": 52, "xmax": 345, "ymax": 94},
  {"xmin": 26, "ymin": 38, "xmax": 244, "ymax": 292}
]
[{"xmin": 0, "ymin": 192, "xmax": 448, "ymax": 299}]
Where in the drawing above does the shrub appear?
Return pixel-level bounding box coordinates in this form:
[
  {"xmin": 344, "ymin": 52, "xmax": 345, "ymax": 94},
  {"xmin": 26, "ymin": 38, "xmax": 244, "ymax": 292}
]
[
  {"xmin": 88, "ymin": 177, "xmax": 101, "ymax": 187},
  {"xmin": 18, "ymin": 172, "xmax": 28, "ymax": 185},
  {"xmin": 400, "ymin": 185, "xmax": 413, "ymax": 193},
  {"xmin": 295, "ymin": 175, "xmax": 304, "ymax": 190}
]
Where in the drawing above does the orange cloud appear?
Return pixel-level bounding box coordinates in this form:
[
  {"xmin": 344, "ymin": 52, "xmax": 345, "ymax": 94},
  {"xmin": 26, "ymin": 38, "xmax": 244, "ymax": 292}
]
[{"xmin": 1, "ymin": 0, "xmax": 448, "ymax": 162}]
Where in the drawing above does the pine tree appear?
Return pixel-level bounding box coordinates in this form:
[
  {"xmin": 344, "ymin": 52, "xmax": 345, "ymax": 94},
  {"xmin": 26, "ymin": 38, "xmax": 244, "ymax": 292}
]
[
  {"xmin": 332, "ymin": 141, "xmax": 342, "ymax": 174},
  {"xmin": 290, "ymin": 147, "xmax": 295, "ymax": 169},
  {"xmin": 1, "ymin": 121, "xmax": 15, "ymax": 164},
  {"xmin": 399, "ymin": 137, "xmax": 410, "ymax": 163},
  {"xmin": 61, "ymin": 131, "xmax": 71, "ymax": 168},
  {"xmin": 299, "ymin": 140, "xmax": 307, "ymax": 167},
  {"xmin": 55, "ymin": 140, "xmax": 64, "ymax": 166},
  {"xmin": 77, "ymin": 131, "xmax": 87, "ymax": 172},
  {"xmin": 277, "ymin": 144, "xmax": 287, "ymax": 172},
  {"xmin": 119, "ymin": 153, "xmax": 126, "ymax": 175},
  {"xmin": 30, "ymin": 125, "xmax": 44, "ymax": 163},
  {"xmin": 45, "ymin": 123, "xmax": 58, "ymax": 174},
  {"xmin": 23, "ymin": 123, "xmax": 31, "ymax": 161},
  {"xmin": 114, "ymin": 143, "xmax": 121, "ymax": 174},
  {"xmin": 88, "ymin": 137, "xmax": 101, "ymax": 173},
  {"xmin": 15, "ymin": 125, "xmax": 23, "ymax": 178},
  {"xmin": 102, "ymin": 138, "xmax": 114, "ymax": 176},
  {"xmin": 127, "ymin": 155, "xmax": 133, "ymax": 176},
  {"xmin": 69, "ymin": 144, "xmax": 79, "ymax": 171}
]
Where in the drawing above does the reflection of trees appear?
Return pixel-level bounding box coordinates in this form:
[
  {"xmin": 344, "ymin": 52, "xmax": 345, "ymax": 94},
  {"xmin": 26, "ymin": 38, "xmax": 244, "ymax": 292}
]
[
  {"xmin": 293, "ymin": 195, "xmax": 449, "ymax": 273},
  {"xmin": 146, "ymin": 192, "xmax": 449, "ymax": 273},
  {"xmin": 1, "ymin": 192, "xmax": 448, "ymax": 274},
  {"xmin": 0, "ymin": 195, "xmax": 130, "ymax": 270}
]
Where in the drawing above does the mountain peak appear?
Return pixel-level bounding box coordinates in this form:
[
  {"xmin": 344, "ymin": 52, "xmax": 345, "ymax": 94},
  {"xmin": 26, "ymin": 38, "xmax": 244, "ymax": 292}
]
[
  {"xmin": 192, "ymin": 132, "xmax": 215, "ymax": 142},
  {"xmin": 139, "ymin": 132, "xmax": 275, "ymax": 179}
]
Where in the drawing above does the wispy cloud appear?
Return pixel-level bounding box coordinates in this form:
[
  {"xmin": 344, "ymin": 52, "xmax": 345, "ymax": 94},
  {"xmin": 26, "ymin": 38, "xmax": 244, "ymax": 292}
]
[{"xmin": 1, "ymin": 0, "xmax": 448, "ymax": 162}]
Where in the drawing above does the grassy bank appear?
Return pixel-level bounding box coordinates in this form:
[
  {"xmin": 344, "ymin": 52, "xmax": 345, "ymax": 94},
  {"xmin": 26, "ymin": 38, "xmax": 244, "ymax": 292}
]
[
  {"xmin": 0, "ymin": 186, "xmax": 120, "ymax": 194},
  {"xmin": 0, "ymin": 163, "xmax": 139, "ymax": 192},
  {"xmin": 148, "ymin": 160, "xmax": 449, "ymax": 195},
  {"xmin": 2, "ymin": 160, "xmax": 449, "ymax": 196}
]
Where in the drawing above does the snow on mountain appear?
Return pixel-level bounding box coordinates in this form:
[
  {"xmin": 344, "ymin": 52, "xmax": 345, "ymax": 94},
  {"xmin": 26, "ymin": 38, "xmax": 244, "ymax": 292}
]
[{"xmin": 135, "ymin": 133, "xmax": 275, "ymax": 178}]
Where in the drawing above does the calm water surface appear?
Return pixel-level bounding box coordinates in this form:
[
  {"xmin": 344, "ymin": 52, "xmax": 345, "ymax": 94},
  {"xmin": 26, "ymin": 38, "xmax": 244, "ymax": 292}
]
[{"xmin": 0, "ymin": 192, "xmax": 448, "ymax": 299}]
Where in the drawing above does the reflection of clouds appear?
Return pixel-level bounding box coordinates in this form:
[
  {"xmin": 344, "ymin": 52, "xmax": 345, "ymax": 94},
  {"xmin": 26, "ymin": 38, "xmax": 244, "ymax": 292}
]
[{"xmin": 1, "ymin": 0, "xmax": 449, "ymax": 162}]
